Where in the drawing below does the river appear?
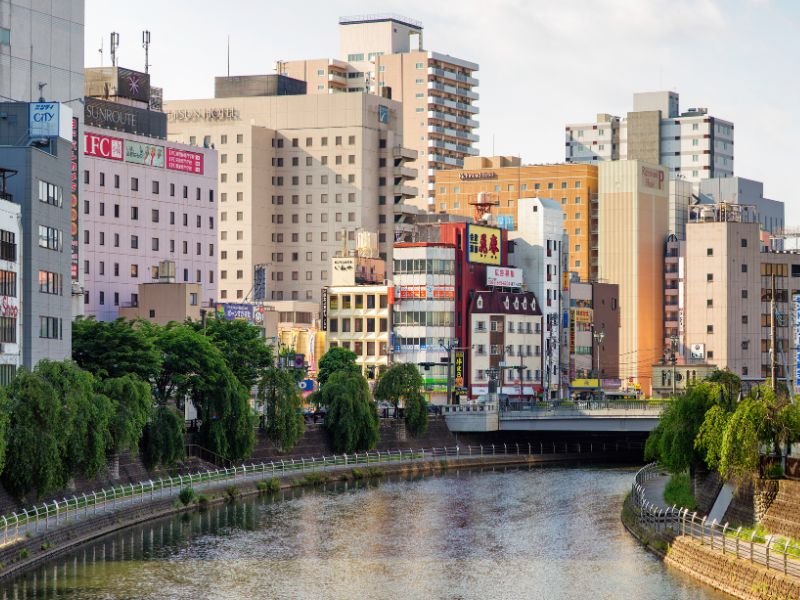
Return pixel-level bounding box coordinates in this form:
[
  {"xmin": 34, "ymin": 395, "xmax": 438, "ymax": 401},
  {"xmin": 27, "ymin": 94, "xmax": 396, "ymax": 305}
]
[{"xmin": 1, "ymin": 466, "xmax": 728, "ymax": 600}]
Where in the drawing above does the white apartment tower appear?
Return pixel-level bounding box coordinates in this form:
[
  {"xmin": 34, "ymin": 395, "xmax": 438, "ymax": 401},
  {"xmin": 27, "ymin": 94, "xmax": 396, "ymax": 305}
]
[
  {"xmin": 283, "ymin": 15, "xmax": 479, "ymax": 212},
  {"xmin": 565, "ymin": 91, "xmax": 733, "ymax": 184}
]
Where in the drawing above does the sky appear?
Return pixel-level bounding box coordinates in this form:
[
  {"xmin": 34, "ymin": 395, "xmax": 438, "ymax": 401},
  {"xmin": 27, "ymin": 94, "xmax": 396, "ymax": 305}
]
[{"xmin": 84, "ymin": 0, "xmax": 800, "ymax": 225}]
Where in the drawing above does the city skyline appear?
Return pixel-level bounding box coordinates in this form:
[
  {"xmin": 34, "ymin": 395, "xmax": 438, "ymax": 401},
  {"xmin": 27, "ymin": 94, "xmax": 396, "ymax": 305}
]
[{"xmin": 83, "ymin": 0, "xmax": 800, "ymax": 224}]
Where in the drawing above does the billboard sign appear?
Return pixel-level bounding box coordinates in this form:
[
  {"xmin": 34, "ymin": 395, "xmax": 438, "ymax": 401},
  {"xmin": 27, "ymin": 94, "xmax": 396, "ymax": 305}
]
[
  {"xmin": 217, "ymin": 303, "xmax": 254, "ymax": 322},
  {"xmin": 70, "ymin": 118, "xmax": 79, "ymax": 283},
  {"xmin": 487, "ymin": 266, "xmax": 522, "ymax": 288},
  {"xmin": 125, "ymin": 140, "xmax": 165, "ymax": 167},
  {"xmin": 84, "ymin": 97, "xmax": 167, "ymax": 138},
  {"xmin": 29, "ymin": 102, "xmax": 59, "ymax": 138},
  {"xmin": 466, "ymin": 224, "xmax": 502, "ymax": 265},
  {"xmin": 794, "ymin": 294, "xmax": 800, "ymax": 385},
  {"xmin": 84, "ymin": 132, "xmax": 124, "ymax": 161},
  {"xmin": 321, "ymin": 287, "xmax": 328, "ymax": 331},
  {"xmin": 166, "ymin": 147, "xmax": 204, "ymax": 174},
  {"xmin": 454, "ymin": 350, "xmax": 465, "ymax": 388},
  {"xmin": 116, "ymin": 68, "xmax": 150, "ymax": 103}
]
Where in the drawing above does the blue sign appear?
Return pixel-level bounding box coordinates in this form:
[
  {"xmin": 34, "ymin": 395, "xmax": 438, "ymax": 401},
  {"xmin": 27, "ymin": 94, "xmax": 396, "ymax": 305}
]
[
  {"xmin": 29, "ymin": 102, "xmax": 59, "ymax": 138},
  {"xmin": 794, "ymin": 294, "xmax": 800, "ymax": 385},
  {"xmin": 378, "ymin": 105, "xmax": 389, "ymax": 123},
  {"xmin": 298, "ymin": 379, "xmax": 315, "ymax": 392},
  {"xmin": 217, "ymin": 302, "xmax": 253, "ymax": 321}
]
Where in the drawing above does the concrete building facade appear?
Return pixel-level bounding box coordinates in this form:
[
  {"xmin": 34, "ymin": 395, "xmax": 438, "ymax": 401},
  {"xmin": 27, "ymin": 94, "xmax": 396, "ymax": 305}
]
[
  {"xmin": 568, "ymin": 280, "xmax": 620, "ymax": 389},
  {"xmin": 118, "ymin": 281, "xmax": 203, "ymax": 325},
  {"xmin": 0, "ymin": 196, "xmax": 20, "ymax": 384},
  {"xmin": 511, "ymin": 198, "xmax": 566, "ymax": 399},
  {"xmin": 698, "ymin": 176, "xmax": 784, "ymax": 234},
  {"xmin": 598, "ymin": 160, "xmax": 669, "ymax": 393},
  {"xmin": 282, "ymin": 14, "xmax": 479, "ymax": 211},
  {"xmin": 165, "ymin": 92, "xmax": 416, "ymax": 305},
  {"xmin": 566, "ymin": 91, "xmax": 734, "ymax": 184},
  {"xmin": 434, "ymin": 157, "xmax": 598, "ymax": 280}
]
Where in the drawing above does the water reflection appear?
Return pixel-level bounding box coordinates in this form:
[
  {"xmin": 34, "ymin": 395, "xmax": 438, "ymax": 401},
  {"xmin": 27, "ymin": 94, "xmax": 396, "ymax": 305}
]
[{"xmin": 1, "ymin": 468, "xmax": 728, "ymax": 600}]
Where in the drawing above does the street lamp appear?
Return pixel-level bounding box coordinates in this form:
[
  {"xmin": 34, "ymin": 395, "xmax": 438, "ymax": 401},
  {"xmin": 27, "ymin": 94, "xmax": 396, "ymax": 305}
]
[
  {"xmin": 593, "ymin": 329, "xmax": 605, "ymax": 402},
  {"xmin": 670, "ymin": 334, "xmax": 679, "ymax": 397},
  {"xmin": 439, "ymin": 338, "xmax": 459, "ymax": 405}
]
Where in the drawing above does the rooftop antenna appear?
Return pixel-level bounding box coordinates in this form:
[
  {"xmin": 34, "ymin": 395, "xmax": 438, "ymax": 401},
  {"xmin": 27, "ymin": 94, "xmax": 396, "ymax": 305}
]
[
  {"xmin": 226, "ymin": 35, "xmax": 230, "ymax": 77},
  {"xmin": 98, "ymin": 37, "xmax": 104, "ymax": 66},
  {"xmin": 142, "ymin": 30, "xmax": 151, "ymax": 73},
  {"xmin": 37, "ymin": 82, "xmax": 46, "ymax": 102},
  {"xmin": 110, "ymin": 32, "xmax": 120, "ymax": 67}
]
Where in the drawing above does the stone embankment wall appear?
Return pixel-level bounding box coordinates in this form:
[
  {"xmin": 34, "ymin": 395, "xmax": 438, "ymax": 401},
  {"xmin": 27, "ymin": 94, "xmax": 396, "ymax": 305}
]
[
  {"xmin": 761, "ymin": 479, "xmax": 800, "ymax": 540},
  {"xmin": 665, "ymin": 536, "xmax": 800, "ymax": 600},
  {"xmin": 693, "ymin": 469, "xmax": 723, "ymax": 515}
]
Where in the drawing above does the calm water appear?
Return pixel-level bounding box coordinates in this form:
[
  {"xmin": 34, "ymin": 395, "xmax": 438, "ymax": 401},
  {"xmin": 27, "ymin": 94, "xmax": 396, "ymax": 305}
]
[{"xmin": 1, "ymin": 467, "xmax": 728, "ymax": 600}]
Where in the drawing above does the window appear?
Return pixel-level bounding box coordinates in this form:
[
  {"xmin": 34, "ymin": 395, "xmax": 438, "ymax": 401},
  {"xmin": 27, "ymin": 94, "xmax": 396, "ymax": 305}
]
[
  {"xmin": 0, "ymin": 230, "xmax": 15, "ymax": 261},
  {"xmin": 38, "ymin": 226, "xmax": 62, "ymax": 251},
  {"xmin": 152, "ymin": 180, "xmax": 159, "ymax": 194},
  {"xmin": 130, "ymin": 264, "xmax": 139, "ymax": 278},
  {"xmin": 707, "ymin": 325, "xmax": 714, "ymax": 334},
  {"xmin": 741, "ymin": 264, "xmax": 748, "ymax": 273},
  {"xmin": 707, "ymin": 298, "xmax": 713, "ymax": 308},
  {"xmin": 152, "ymin": 237, "xmax": 159, "ymax": 251},
  {"xmin": 114, "ymin": 174, "xmax": 120, "ymax": 189},
  {"xmin": 0, "ymin": 27, "xmax": 10, "ymax": 46},
  {"xmin": 131, "ymin": 206, "xmax": 139, "ymax": 220},
  {"xmin": 0, "ymin": 270, "xmax": 16, "ymax": 297},
  {"xmin": 152, "ymin": 209, "xmax": 159, "ymax": 223},
  {"xmin": 706, "ymin": 273, "xmax": 713, "ymax": 282},
  {"xmin": 131, "ymin": 235, "xmax": 139, "ymax": 249},
  {"xmin": 706, "ymin": 248, "xmax": 713, "ymax": 256},
  {"xmin": 38, "ymin": 181, "xmax": 63, "ymax": 207},
  {"xmin": 741, "ymin": 238, "xmax": 748, "ymax": 248},
  {"xmin": 39, "ymin": 316, "xmax": 62, "ymax": 340},
  {"xmin": 742, "ymin": 315, "xmax": 748, "ymax": 324},
  {"xmin": 131, "ymin": 177, "xmax": 139, "ymax": 191},
  {"xmin": 742, "ymin": 289, "xmax": 748, "ymax": 299}
]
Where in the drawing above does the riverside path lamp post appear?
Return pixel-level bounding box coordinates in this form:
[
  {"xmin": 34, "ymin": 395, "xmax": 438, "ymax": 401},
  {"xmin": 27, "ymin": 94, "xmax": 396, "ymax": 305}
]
[
  {"xmin": 439, "ymin": 338, "xmax": 459, "ymax": 405},
  {"xmin": 593, "ymin": 329, "xmax": 605, "ymax": 402}
]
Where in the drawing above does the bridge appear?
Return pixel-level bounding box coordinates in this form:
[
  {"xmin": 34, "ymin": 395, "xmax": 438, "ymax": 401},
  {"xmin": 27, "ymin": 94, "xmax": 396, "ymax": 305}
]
[{"xmin": 442, "ymin": 400, "xmax": 666, "ymax": 433}]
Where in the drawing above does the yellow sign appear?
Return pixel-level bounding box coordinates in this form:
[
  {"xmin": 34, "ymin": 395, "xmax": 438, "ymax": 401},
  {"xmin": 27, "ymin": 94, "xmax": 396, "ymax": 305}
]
[
  {"xmin": 467, "ymin": 224, "xmax": 502, "ymax": 265},
  {"xmin": 573, "ymin": 309, "xmax": 592, "ymax": 323},
  {"xmin": 454, "ymin": 351, "xmax": 465, "ymax": 388},
  {"xmin": 571, "ymin": 378, "xmax": 599, "ymax": 388}
]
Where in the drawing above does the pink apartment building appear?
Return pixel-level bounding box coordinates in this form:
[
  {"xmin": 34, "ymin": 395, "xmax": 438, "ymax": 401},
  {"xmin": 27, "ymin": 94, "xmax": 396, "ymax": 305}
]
[{"xmin": 81, "ymin": 126, "xmax": 218, "ymax": 320}]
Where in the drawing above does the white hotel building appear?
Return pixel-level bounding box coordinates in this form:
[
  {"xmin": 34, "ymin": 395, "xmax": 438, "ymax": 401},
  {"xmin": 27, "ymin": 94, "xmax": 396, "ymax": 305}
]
[{"xmin": 81, "ymin": 128, "xmax": 217, "ymax": 320}]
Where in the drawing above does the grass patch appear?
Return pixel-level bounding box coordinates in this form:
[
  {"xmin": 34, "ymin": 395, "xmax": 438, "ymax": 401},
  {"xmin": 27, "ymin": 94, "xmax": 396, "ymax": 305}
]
[
  {"xmin": 178, "ymin": 487, "xmax": 196, "ymax": 506},
  {"xmin": 350, "ymin": 468, "xmax": 365, "ymax": 481},
  {"xmin": 257, "ymin": 478, "xmax": 281, "ymax": 494},
  {"xmin": 725, "ymin": 524, "xmax": 800, "ymax": 558},
  {"xmin": 663, "ymin": 473, "xmax": 697, "ymax": 511},
  {"xmin": 300, "ymin": 472, "xmax": 329, "ymax": 486},
  {"xmin": 365, "ymin": 467, "xmax": 384, "ymax": 479},
  {"xmin": 196, "ymin": 494, "xmax": 210, "ymax": 511},
  {"xmin": 224, "ymin": 486, "xmax": 239, "ymax": 503}
]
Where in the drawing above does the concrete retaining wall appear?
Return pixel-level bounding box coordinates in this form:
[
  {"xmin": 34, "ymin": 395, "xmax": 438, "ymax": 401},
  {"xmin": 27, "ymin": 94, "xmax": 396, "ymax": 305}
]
[
  {"xmin": 761, "ymin": 479, "xmax": 800, "ymax": 540},
  {"xmin": 665, "ymin": 536, "xmax": 800, "ymax": 600}
]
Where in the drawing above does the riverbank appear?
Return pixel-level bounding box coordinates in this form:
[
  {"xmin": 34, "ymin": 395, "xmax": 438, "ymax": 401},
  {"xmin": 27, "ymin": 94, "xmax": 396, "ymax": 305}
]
[
  {"xmin": 0, "ymin": 446, "xmax": 641, "ymax": 582},
  {"xmin": 623, "ymin": 465, "xmax": 800, "ymax": 600}
]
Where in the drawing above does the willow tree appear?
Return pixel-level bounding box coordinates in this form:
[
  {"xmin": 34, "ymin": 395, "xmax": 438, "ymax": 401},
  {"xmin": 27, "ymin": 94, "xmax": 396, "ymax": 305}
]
[
  {"xmin": 323, "ymin": 371, "xmax": 379, "ymax": 453},
  {"xmin": 259, "ymin": 367, "xmax": 305, "ymax": 451}
]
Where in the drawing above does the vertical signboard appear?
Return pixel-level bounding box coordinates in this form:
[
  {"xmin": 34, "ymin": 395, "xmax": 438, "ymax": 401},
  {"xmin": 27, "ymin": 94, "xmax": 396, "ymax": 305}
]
[
  {"xmin": 794, "ymin": 294, "xmax": 800, "ymax": 387},
  {"xmin": 466, "ymin": 224, "xmax": 502, "ymax": 265},
  {"xmin": 454, "ymin": 350, "xmax": 465, "ymax": 388},
  {"xmin": 70, "ymin": 117, "xmax": 79, "ymax": 282},
  {"xmin": 321, "ymin": 287, "xmax": 328, "ymax": 331}
]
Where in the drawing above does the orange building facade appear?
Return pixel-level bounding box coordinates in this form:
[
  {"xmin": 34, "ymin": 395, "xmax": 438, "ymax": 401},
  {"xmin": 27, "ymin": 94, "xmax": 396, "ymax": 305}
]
[{"xmin": 433, "ymin": 157, "xmax": 599, "ymax": 281}]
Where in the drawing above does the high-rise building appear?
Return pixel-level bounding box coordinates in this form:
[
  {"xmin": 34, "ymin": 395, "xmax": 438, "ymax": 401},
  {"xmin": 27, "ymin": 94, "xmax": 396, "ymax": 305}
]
[
  {"xmin": 434, "ymin": 157, "xmax": 598, "ymax": 280},
  {"xmin": 0, "ymin": 194, "xmax": 20, "ymax": 384},
  {"xmin": 565, "ymin": 91, "xmax": 734, "ymax": 184},
  {"xmin": 82, "ymin": 67, "xmax": 218, "ymax": 320},
  {"xmin": 282, "ymin": 14, "xmax": 479, "ymax": 212},
  {"xmin": 165, "ymin": 90, "xmax": 417, "ymax": 304},
  {"xmin": 511, "ymin": 198, "xmax": 567, "ymax": 399},
  {"xmin": 598, "ymin": 160, "xmax": 669, "ymax": 393},
  {"xmin": 568, "ymin": 280, "xmax": 620, "ymax": 391},
  {"xmin": 698, "ymin": 177, "xmax": 784, "ymax": 234}
]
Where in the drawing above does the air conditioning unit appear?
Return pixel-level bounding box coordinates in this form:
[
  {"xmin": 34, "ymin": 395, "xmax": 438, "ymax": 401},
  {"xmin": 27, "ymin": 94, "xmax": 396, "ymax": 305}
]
[{"xmin": 689, "ymin": 343, "xmax": 705, "ymax": 359}]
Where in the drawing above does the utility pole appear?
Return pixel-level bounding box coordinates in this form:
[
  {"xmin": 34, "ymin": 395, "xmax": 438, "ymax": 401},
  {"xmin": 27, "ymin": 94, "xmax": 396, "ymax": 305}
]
[
  {"xmin": 771, "ymin": 273, "xmax": 777, "ymax": 391},
  {"xmin": 593, "ymin": 328, "xmax": 605, "ymax": 402},
  {"xmin": 439, "ymin": 338, "xmax": 458, "ymax": 405},
  {"xmin": 670, "ymin": 334, "xmax": 678, "ymax": 397},
  {"xmin": 142, "ymin": 30, "xmax": 151, "ymax": 74}
]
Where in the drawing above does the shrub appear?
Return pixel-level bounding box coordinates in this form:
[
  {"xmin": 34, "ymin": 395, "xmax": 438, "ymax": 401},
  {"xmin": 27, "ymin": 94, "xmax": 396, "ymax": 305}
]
[
  {"xmin": 663, "ymin": 473, "xmax": 697, "ymax": 510},
  {"xmin": 196, "ymin": 494, "xmax": 210, "ymax": 511},
  {"xmin": 178, "ymin": 487, "xmax": 196, "ymax": 506},
  {"xmin": 365, "ymin": 467, "xmax": 384, "ymax": 479},
  {"xmin": 301, "ymin": 472, "xmax": 328, "ymax": 486},
  {"xmin": 765, "ymin": 463, "xmax": 784, "ymax": 479},
  {"xmin": 224, "ymin": 485, "xmax": 239, "ymax": 503},
  {"xmin": 350, "ymin": 468, "xmax": 365, "ymax": 480},
  {"xmin": 18, "ymin": 549, "xmax": 28, "ymax": 560}
]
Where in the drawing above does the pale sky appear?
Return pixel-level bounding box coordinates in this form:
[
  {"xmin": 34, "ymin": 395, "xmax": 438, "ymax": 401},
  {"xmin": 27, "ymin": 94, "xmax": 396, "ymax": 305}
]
[{"xmin": 85, "ymin": 0, "xmax": 800, "ymax": 225}]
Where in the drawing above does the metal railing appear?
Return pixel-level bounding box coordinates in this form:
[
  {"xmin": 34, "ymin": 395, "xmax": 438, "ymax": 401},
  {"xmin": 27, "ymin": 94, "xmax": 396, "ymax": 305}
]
[
  {"xmin": 506, "ymin": 400, "xmax": 667, "ymax": 413},
  {"xmin": 631, "ymin": 463, "xmax": 800, "ymax": 578},
  {"xmin": 0, "ymin": 442, "xmax": 635, "ymax": 548}
]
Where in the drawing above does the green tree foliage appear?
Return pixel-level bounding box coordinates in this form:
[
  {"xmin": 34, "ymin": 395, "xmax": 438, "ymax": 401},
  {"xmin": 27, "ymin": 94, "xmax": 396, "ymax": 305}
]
[
  {"xmin": 322, "ymin": 371, "xmax": 379, "ymax": 453},
  {"xmin": 101, "ymin": 375, "xmax": 153, "ymax": 454},
  {"xmin": 644, "ymin": 382, "xmax": 717, "ymax": 474},
  {"xmin": 695, "ymin": 405, "xmax": 730, "ymax": 472},
  {"xmin": 191, "ymin": 318, "xmax": 273, "ymax": 391},
  {"xmin": 706, "ymin": 369, "xmax": 742, "ymax": 411},
  {"xmin": 403, "ymin": 391, "xmax": 429, "ymax": 437},
  {"xmin": 2, "ymin": 371, "xmax": 65, "ymax": 499},
  {"xmin": 259, "ymin": 367, "xmax": 305, "ymax": 451},
  {"xmin": 72, "ymin": 317, "xmax": 161, "ymax": 381},
  {"xmin": 374, "ymin": 363, "xmax": 428, "ymax": 436},
  {"xmin": 317, "ymin": 346, "xmax": 359, "ymax": 389},
  {"xmin": 141, "ymin": 407, "xmax": 185, "ymax": 469},
  {"xmin": 0, "ymin": 386, "xmax": 9, "ymax": 476},
  {"xmin": 35, "ymin": 361, "xmax": 113, "ymax": 479}
]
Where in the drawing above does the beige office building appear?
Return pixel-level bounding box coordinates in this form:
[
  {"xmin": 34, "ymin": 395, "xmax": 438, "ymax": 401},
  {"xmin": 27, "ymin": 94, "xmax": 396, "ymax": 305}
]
[
  {"xmin": 598, "ymin": 160, "xmax": 668, "ymax": 393},
  {"xmin": 165, "ymin": 92, "xmax": 416, "ymax": 304},
  {"xmin": 283, "ymin": 15, "xmax": 479, "ymax": 211}
]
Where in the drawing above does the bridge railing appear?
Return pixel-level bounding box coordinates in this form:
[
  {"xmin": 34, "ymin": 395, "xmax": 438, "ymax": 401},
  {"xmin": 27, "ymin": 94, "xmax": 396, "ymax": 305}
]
[
  {"xmin": 504, "ymin": 400, "xmax": 667, "ymax": 413},
  {"xmin": 0, "ymin": 441, "xmax": 643, "ymax": 547},
  {"xmin": 630, "ymin": 463, "xmax": 800, "ymax": 578}
]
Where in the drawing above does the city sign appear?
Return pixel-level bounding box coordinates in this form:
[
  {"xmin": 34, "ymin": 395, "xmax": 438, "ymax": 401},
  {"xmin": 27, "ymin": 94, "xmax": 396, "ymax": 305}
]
[
  {"xmin": 466, "ymin": 224, "xmax": 502, "ymax": 265},
  {"xmin": 486, "ymin": 266, "xmax": 522, "ymax": 288},
  {"xmin": 166, "ymin": 147, "xmax": 204, "ymax": 174},
  {"xmin": 572, "ymin": 308, "xmax": 592, "ymax": 323},
  {"xmin": 29, "ymin": 102, "xmax": 59, "ymax": 138},
  {"xmin": 125, "ymin": 140, "xmax": 165, "ymax": 167}
]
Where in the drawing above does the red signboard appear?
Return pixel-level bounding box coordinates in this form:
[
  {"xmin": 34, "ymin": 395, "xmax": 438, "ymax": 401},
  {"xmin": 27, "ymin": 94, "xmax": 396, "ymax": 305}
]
[
  {"xmin": 84, "ymin": 132, "xmax": 124, "ymax": 161},
  {"xmin": 71, "ymin": 118, "xmax": 80, "ymax": 282},
  {"xmin": 167, "ymin": 147, "xmax": 204, "ymax": 174}
]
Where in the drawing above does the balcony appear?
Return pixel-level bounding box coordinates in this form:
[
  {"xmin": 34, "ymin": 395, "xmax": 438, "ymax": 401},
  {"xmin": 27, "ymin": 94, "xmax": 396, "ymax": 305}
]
[
  {"xmin": 428, "ymin": 138, "xmax": 479, "ymax": 155},
  {"xmin": 393, "ymin": 146, "xmax": 417, "ymax": 161},
  {"xmin": 428, "ymin": 66, "xmax": 478, "ymax": 86},
  {"xmin": 428, "ymin": 153, "xmax": 463, "ymax": 167},
  {"xmin": 428, "ymin": 95, "xmax": 479, "ymax": 114},
  {"xmin": 427, "ymin": 81, "xmax": 479, "ymax": 101},
  {"xmin": 428, "ymin": 125, "xmax": 480, "ymax": 143},
  {"xmin": 394, "ymin": 183, "xmax": 417, "ymax": 197},
  {"xmin": 428, "ymin": 110, "xmax": 479, "ymax": 129},
  {"xmin": 328, "ymin": 73, "xmax": 347, "ymax": 88},
  {"xmin": 393, "ymin": 165, "xmax": 417, "ymax": 178}
]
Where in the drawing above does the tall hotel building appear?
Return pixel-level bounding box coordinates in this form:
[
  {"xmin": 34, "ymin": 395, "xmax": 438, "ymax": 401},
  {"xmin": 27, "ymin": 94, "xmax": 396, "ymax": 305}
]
[
  {"xmin": 565, "ymin": 91, "xmax": 733, "ymax": 184},
  {"xmin": 165, "ymin": 79, "xmax": 416, "ymax": 303},
  {"xmin": 282, "ymin": 14, "xmax": 479, "ymax": 211},
  {"xmin": 82, "ymin": 67, "xmax": 218, "ymax": 320}
]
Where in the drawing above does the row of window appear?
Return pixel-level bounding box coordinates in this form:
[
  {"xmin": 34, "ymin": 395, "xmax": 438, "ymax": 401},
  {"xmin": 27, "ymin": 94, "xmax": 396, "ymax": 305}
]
[
  {"xmin": 0, "ymin": 270, "xmax": 16, "ymax": 297},
  {"xmin": 328, "ymin": 340, "xmax": 388, "ymax": 357},
  {"xmin": 442, "ymin": 180, "xmax": 582, "ymax": 196},
  {"xmin": 270, "ymin": 270, "xmax": 327, "ymax": 282},
  {"xmin": 268, "ymin": 212, "xmax": 358, "ymax": 225},
  {"xmin": 269, "ymin": 193, "xmax": 359, "ymax": 204},
  {"xmin": 0, "ymin": 230, "xmax": 16, "ymax": 262},
  {"xmin": 83, "ymin": 171, "xmax": 214, "ymax": 202},
  {"xmin": 269, "ymin": 231, "xmax": 384, "ymax": 246},
  {"xmin": 83, "ymin": 232, "xmax": 214, "ymax": 256},
  {"xmin": 474, "ymin": 369, "xmax": 539, "ymax": 381},
  {"xmin": 473, "ymin": 344, "xmax": 540, "ymax": 357},
  {"xmin": 85, "ymin": 258, "xmax": 214, "ymax": 283},
  {"xmin": 329, "ymin": 294, "xmax": 389, "ymax": 310},
  {"xmin": 268, "ymin": 173, "xmax": 358, "ymax": 186},
  {"xmin": 83, "ymin": 202, "xmax": 214, "ymax": 230},
  {"xmin": 327, "ymin": 317, "xmax": 389, "ymax": 334},
  {"xmin": 269, "ymin": 154, "xmax": 359, "ymax": 167},
  {"xmin": 392, "ymin": 259, "xmax": 455, "ymax": 275},
  {"xmin": 393, "ymin": 311, "xmax": 454, "ymax": 327}
]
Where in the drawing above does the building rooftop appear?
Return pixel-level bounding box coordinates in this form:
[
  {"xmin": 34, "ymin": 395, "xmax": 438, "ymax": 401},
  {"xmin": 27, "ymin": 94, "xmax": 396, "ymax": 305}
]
[{"xmin": 339, "ymin": 13, "xmax": 423, "ymax": 29}]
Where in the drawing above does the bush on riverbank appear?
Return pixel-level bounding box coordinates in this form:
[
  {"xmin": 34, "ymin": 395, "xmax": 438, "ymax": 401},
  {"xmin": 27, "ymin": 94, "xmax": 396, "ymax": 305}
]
[
  {"xmin": 663, "ymin": 473, "xmax": 696, "ymax": 511},
  {"xmin": 178, "ymin": 487, "xmax": 196, "ymax": 506}
]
